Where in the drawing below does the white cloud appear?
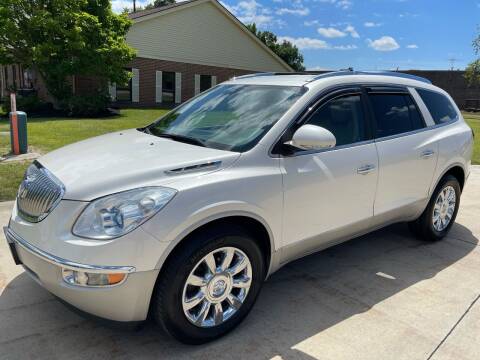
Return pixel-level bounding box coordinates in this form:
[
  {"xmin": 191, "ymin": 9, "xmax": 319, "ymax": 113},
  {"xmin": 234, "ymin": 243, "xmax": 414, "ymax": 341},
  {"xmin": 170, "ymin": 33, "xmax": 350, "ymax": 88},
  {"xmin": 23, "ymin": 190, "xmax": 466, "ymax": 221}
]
[
  {"xmin": 316, "ymin": 0, "xmax": 353, "ymax": 10},
  {"xmin": 344, "ymin": 25, "xmax": 359, "ymax": 38},
  {"xmin": 225, "ymin": 0, "xmax": 284, "ymax": 28},
  {"xmin": 364, "ymin": 21, "xmax": 381, "ymax": 27},
  {"xmin": 308, "ymin": 66, "xmax": 331, "ymax": 71},
  {"xmin": 276, "ymin": 7, "xmax": 310, "ymax": 16},
  {"xmin": 407, "ymin": 44, "xmax": 419, "ymax": 49},
  {"xmin": 279, "ymin": 36, "xmax": 357, "ymax": 51},
  {"xmin": 367, "ymin": 36, "xmax": 400, "ymax": 51},
  {"xmin": 279, "ymin": 36, "xmax": 330, "ymax": 49},
  {"xmin": 317, "ymin": 27, "xmax": 347, "ymax": 38},
  {"xmin": 317, "ymin": 25, "xmax": 358, "ymax": 38},
  {"xmin": 304, "ymin": 20, "xmax": 320, "ymax": 26}
]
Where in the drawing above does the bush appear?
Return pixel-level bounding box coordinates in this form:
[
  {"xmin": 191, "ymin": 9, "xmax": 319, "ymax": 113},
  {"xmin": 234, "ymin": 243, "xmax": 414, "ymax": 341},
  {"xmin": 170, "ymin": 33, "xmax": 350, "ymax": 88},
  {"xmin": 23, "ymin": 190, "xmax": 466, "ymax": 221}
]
[
  {"xmin": 3, "ymin": 94, "xmax": 53, "ymax": 115},
  {"xmin": 60, "ymin": 91, "xmax": 111, "ymax": 117}
]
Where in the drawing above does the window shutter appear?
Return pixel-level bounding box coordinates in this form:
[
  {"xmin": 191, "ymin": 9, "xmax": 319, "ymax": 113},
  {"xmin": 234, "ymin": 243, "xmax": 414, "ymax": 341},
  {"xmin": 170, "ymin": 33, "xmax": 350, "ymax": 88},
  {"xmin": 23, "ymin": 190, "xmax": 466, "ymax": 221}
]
[
  {"xmin": 108, "ymin": 82, "xmax": 116, "ymax": 101},
  {"xmin": 155, "ymin": 71, "xmax": 162, "ymax": 103},
  {"xmin": 211, "ymin": 76, "xmax": 217, "ymax": 87},
  {"xmin": 194, "ymin": 74, "xmax": 200, "ymax": 95},
  {"xmin": 132, "ymin": 68, "xmax": 140, "ymax": 103},
  {"xmin": 175, "ymin": 72, "xmax": 182, "ymax": 103}
]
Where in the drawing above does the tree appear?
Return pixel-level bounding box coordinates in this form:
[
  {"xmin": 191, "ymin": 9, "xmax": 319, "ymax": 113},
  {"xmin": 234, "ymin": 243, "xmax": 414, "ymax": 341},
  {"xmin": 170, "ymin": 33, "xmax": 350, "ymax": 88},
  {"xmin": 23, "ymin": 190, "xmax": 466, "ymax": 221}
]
[
  {"xmin": 145, "ymin": 0, "xmax": 175, "ymax": 10},
  {"xmin": 0, "ymin": 0, "xmax": 136, "ymax": 106},
  {"xmin": 246, "ymin": 23, "xmax": 305, "ymax": 72},
  {"xmin": 465, "ymin": 31, "xmax": 480, "ymax": 85}
]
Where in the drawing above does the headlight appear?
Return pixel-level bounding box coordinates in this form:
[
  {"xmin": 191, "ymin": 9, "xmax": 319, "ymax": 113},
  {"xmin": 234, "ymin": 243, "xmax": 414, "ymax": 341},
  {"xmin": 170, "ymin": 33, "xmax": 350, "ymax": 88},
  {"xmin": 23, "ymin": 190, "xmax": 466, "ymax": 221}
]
[{"xmin": 72, "ymin": 187, "xmax": 177, "ymax": 240}]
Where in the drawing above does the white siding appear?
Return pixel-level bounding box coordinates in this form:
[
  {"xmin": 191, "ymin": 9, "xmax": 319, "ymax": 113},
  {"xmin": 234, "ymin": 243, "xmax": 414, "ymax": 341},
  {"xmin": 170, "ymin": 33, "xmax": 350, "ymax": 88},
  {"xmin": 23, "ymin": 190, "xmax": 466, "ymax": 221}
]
[
  {"xmin": 155, "ymin": 71, "xmax": 162, "ymax": 103},
  {"xmin": 132, "ymin": 68, "xmax": 140, "ymax": 103},
  {"xmin": 175, "ymin": 72, "xmax": 182, "ymax": 103},
  {"xmin": 127, "ymin": 1, "xmax": 289, "ymax": 72},
  {"xmin": 194, "ymin": 74, "xmax": 200, "ymax": 96}
]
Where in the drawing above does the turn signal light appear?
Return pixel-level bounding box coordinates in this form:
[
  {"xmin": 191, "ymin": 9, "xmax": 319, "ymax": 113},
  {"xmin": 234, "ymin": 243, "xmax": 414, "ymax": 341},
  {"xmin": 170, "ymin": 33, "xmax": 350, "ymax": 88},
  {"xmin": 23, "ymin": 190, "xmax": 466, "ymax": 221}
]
[{"xmin": 62, "ymin": 269, "xmax": 126, "ymax": 287}]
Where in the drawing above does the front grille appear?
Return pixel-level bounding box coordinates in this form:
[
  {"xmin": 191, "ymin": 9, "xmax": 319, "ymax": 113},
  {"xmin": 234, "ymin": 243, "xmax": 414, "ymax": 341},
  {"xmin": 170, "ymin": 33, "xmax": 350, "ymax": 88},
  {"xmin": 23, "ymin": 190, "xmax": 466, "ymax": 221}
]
[{"xmin": 17, "ymin": 161, "xmax": 65, "ymax": 223}]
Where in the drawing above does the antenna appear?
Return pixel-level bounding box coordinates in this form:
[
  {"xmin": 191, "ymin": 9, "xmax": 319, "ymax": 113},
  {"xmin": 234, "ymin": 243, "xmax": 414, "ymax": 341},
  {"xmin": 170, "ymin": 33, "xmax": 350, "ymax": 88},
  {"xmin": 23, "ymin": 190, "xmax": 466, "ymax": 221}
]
[{"xmin": 448, "ymin": 57, "xmax": 459, "ymax": 71}]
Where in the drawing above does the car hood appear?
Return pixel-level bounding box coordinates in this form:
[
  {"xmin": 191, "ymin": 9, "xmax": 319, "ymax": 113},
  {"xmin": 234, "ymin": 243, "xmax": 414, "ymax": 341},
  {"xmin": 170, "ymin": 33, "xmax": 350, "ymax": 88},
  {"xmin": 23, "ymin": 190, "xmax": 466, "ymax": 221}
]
[{"xmin": 38, "ymin": 129, "xmax": 240, "ymax": 201}]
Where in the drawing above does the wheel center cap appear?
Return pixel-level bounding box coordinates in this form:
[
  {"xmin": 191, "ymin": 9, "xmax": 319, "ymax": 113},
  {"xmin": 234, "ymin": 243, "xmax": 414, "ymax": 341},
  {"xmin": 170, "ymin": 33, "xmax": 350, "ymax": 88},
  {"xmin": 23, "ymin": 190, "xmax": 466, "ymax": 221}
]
[
  {"xmin": 212, "ymin": 280, "xmax": 226, "ymax": 297},
  {"xmin": 207, "ymin": 274, "xmax": 231, "ymax": 301}
]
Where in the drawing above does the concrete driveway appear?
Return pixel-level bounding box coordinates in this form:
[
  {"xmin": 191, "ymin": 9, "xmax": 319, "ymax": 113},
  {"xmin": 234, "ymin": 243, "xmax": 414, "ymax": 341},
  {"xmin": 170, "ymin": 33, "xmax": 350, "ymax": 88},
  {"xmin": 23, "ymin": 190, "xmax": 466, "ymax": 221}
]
[{"xmin": 1, "ymin": 168, "xmax": 479, "ymax": 360}]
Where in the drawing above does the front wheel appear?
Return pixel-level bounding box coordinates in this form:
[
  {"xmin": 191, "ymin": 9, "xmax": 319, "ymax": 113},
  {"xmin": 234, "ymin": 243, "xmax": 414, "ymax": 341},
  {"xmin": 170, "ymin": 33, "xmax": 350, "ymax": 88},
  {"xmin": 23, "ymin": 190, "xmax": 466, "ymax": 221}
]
[
  {"xmin": 151, "ymin": 224, "xmax": 265, "ymax": 344},
  {"xmin": 409, "ymin": 175, "xmax": 461, "ymax": 241}
]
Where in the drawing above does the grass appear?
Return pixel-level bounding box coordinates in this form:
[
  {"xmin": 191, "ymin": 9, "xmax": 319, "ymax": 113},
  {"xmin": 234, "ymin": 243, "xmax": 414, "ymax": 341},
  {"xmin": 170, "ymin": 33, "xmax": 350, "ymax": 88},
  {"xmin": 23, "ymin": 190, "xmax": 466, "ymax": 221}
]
[
  {"xmin": 0, "ymin": 108, "xmax": 479, "ymax": 202},
  {"xmin": 0, "ymin": 108, "xmax": 168, "ymax": 201},
  {"xmin": 462, "ymin": 112, "xmax": 480, "ymax": 165}
]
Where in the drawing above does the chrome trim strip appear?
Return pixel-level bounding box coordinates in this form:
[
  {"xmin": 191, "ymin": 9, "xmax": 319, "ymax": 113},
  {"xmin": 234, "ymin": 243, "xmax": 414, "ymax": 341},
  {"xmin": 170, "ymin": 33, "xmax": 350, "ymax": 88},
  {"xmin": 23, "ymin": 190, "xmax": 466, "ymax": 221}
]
[
  {"xmin": 3, "ymin": 227, "xmax": 136, "ymax": 274},
  {"xmin": 165, "ymin": 160, "xmax": 222, "ymax": 175}
]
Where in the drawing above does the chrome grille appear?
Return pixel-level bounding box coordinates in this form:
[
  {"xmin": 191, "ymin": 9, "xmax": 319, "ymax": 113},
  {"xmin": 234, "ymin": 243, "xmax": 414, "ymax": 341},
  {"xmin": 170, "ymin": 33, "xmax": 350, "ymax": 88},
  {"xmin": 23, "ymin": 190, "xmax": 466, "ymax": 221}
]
[{"xmin": 17, "ymin": 162, "xmax": 65, "ymax": 223}]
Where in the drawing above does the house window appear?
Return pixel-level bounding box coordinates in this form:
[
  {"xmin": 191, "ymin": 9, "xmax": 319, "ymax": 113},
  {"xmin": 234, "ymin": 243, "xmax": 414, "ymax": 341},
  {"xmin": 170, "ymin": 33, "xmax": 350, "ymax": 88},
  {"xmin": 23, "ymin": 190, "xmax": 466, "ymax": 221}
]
[
  {"xmin": 162, "ymin": 71, "xmax": 176, "ymax": 104},
  {"xmin": 200, "ymin": 75, "xmax": 212, "ymax": 92},
  {"xmin": 116, "ymin": 69, "xmax": 132, "ymax": 102}
]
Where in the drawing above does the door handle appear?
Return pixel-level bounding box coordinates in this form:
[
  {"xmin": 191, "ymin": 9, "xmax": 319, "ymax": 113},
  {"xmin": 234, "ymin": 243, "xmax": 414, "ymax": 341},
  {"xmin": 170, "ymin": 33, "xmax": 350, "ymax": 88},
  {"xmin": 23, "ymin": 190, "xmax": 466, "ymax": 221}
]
[
  {"xmin": 421, "ymin": 150, "xmax": 435, "ymax": 159},
  {"xmin": 357, "ymin": 164, "xmax": 376, "ymax": 175}
]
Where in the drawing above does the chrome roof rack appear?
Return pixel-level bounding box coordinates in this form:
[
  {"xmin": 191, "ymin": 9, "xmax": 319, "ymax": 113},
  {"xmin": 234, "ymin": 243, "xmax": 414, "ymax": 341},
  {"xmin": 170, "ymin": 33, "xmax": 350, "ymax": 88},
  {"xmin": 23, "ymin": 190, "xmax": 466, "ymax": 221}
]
[{"xmin": 309, "ymin": 70, "xmax": 432, "ymax": 84}]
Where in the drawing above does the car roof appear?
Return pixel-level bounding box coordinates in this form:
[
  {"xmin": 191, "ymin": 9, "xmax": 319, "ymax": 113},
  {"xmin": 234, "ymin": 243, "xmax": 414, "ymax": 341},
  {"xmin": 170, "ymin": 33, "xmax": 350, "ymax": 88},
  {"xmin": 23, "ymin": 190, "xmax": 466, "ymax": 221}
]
[{"xmin": 225, "ymin": 71, "xmax": 435, "ymax": 89}]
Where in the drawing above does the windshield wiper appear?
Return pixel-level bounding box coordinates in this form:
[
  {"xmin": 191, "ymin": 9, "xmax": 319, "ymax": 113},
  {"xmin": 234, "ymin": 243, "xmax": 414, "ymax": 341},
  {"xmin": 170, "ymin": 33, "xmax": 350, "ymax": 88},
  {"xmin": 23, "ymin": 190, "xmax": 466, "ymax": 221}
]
[{"xmin": 155, "ymin": 132, "xmax": 207, "ymax": 147}]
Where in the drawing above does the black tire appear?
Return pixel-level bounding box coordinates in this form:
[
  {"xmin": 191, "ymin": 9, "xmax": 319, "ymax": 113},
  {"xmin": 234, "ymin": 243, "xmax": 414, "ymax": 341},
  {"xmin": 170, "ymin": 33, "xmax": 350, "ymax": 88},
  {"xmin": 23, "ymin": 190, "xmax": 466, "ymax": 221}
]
[
  {"xmin": 150, "ymin": 223, "xmax": 266, "ymax": 344},
  {"xmin": 409, "ymin": 175, "xmax": 461, "ymax": 241}
]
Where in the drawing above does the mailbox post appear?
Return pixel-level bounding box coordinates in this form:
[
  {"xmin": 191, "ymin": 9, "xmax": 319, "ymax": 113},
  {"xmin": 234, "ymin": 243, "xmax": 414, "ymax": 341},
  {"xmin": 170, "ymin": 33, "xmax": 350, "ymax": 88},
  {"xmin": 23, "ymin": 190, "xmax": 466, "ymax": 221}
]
[{"xmin": 9, "ymin": 93, "xmax": 28, "ymax": 155}]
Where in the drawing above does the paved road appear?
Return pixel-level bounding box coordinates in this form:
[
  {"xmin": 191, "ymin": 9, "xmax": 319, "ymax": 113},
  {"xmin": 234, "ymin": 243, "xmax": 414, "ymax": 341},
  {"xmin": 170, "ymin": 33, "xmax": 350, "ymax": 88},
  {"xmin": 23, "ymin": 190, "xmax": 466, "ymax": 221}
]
[{"xmin": 1, "ymin": 167, "xmax": 479, "ymax": 360}]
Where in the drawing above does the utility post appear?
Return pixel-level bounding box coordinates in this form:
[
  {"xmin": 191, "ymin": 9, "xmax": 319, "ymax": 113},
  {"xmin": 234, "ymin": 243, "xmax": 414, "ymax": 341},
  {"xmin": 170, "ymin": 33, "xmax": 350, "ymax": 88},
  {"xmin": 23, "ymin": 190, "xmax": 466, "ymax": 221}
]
[{"xmin": 9, "ymin": 93, "xmax": 28, "ymax": 155}]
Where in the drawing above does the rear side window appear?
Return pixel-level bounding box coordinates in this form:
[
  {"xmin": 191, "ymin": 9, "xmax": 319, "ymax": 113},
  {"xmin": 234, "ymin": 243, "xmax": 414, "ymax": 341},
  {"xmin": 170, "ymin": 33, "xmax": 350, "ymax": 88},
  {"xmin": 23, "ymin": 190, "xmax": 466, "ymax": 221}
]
[
  {"xmin": 369, "ymin": 94, "xmax": 425, "ymax": 138},
  {"xmin": 417, "ymin": 89, "xmax": 458, "ymax": 124}
]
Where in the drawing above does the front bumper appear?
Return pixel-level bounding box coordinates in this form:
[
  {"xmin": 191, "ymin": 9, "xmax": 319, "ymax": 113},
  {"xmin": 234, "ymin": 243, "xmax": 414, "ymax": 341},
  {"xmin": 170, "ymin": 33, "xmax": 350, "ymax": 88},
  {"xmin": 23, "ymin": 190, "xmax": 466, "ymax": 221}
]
[{"xmin": 3, "ymin": 226, "xmax": 159, "ymax": 322}]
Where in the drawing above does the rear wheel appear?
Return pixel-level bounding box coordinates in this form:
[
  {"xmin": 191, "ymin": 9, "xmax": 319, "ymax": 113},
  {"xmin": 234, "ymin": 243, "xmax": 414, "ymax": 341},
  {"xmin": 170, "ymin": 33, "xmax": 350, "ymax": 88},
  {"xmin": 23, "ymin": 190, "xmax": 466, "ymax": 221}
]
[
  {"xmin": 151, "ymin": 224, "xmax": 265, "ymax": 344},
  {"xmin": 409, "ymin": 175, "xmax": 461, "ymax": 241}
]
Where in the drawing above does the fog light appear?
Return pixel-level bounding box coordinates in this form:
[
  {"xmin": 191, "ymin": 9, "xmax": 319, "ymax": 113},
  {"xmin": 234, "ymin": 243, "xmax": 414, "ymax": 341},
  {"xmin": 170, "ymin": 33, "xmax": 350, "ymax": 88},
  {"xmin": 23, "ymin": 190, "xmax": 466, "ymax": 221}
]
[{"xmin": 62, "ymin": 269, "xmax": 126, "ymax": 287}]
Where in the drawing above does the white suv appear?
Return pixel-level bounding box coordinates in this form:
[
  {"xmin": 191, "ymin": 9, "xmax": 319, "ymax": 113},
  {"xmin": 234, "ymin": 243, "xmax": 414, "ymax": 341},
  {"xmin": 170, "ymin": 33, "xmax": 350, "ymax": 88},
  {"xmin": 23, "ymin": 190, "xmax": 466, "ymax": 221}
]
[{"xmin": 4, "ymin": 71, "xmax": 474, "ymax": 343}]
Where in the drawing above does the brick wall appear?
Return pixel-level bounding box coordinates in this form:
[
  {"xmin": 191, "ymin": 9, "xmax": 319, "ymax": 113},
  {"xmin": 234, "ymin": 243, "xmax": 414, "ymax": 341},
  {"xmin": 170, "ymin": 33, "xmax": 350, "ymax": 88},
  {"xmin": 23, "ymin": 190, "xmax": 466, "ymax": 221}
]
[{"xmin": 118, "ymin": 57, "xmax": 254, "ymax": 107}]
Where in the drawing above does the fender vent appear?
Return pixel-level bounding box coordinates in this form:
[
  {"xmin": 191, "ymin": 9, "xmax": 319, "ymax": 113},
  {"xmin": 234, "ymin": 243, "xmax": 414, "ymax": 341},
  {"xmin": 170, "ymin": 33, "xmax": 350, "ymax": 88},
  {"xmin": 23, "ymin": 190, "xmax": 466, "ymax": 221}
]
[{"xmin": 165, "ymin": 161, "xmax": 222, "ymax": 175}]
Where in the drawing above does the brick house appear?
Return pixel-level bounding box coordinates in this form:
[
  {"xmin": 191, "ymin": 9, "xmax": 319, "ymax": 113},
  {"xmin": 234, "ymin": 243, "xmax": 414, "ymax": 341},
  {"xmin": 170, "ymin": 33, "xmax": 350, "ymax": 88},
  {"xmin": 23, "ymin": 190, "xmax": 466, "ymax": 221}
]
[
  {"xmin": 72, "ymin": 0, "xmax": 293, "ymax": 107},
  {"xmin": 0, "ymin": 0, "xmax": 291, "ymax": 108}
]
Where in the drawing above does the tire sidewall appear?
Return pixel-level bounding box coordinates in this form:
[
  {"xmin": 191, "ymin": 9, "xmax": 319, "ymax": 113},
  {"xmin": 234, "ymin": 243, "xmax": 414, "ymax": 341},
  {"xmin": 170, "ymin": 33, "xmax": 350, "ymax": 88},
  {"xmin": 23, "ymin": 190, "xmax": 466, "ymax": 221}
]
[
  {"xmin": 425, "ymin": 176, "xmax": 461, "ymax": 239},
  {"xmin": 154, "ymin": 225, "xmax": 265, "ymax": 344}
]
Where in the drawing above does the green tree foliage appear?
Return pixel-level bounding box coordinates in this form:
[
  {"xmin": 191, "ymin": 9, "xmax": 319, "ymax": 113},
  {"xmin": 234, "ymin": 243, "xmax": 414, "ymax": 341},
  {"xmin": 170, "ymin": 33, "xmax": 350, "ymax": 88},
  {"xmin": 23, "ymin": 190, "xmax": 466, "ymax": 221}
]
[
  {"xmin": 246, "ymin": 23, "xmax": 305, "ymax": 72},
  {"xmin": 465, "ymin": 32, "xmax": 480, "ymax": 85},
  {"xmin": 0, "ymin": 0, "xmax": 136, "ymax": 104},
  {"xmin": 145, "ymin": 0, "xmax": 175, "ymax": 10}
]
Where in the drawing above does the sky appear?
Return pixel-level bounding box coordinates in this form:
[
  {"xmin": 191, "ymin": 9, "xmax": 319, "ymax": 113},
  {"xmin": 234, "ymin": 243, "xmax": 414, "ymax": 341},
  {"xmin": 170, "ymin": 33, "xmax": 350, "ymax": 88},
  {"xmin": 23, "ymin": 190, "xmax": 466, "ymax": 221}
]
[{"xmin": 112, "ymin": 0, "xmax": 480, "ymax": 71}]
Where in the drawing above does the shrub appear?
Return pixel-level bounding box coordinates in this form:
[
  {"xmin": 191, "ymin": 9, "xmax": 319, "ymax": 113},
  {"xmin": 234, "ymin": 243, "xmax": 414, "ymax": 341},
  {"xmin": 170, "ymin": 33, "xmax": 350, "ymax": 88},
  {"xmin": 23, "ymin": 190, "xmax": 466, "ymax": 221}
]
[
  {"xmin": 3, "ymin": 94, "xmax": 53, "ymax": 115},
  {"xmin": 59, "ymin": 91, "xmax": 111, "ymax": 117}
]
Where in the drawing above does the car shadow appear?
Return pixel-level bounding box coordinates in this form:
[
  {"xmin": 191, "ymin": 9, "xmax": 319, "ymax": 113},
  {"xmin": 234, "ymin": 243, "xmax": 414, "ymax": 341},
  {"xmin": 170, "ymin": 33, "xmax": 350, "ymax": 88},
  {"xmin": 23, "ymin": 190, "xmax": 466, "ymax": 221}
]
[{"xmin": 0, "ymin": 222, "xmax": 478, "ymax": 360}]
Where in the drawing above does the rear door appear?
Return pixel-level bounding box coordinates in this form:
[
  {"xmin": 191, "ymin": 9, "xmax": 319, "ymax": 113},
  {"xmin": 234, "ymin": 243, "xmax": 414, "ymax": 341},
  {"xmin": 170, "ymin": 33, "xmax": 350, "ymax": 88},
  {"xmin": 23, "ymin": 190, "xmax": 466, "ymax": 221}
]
[{"xmin": 367, "ymin": 86, "xmax": 439, "ymax": 221}]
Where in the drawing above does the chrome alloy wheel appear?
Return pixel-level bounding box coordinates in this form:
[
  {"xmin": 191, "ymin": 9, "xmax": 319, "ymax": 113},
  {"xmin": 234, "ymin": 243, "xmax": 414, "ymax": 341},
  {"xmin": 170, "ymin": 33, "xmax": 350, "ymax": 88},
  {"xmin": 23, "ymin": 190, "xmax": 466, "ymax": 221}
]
[
  {"xmin": 182, "ymin": 247, "xmax": 253, "ymax": 328},
  {"xmin": 432, "ymin": 185, "xmax": 456, "ymax": 232}
]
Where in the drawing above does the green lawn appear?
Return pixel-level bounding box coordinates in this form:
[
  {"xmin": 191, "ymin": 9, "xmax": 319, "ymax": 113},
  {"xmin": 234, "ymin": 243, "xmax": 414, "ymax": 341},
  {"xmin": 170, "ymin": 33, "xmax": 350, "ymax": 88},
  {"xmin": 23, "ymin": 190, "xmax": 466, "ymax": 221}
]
[
  {"xmin": 0, "ymin": 108, "xmax": 168, "ymax": 201},
  {"xmin": 462, "ymin": 112, "xmax": 480, "ymax": 165},
  {"xmin": 0, "ymin": 108, "xmax": 479, "ymax": 202}
]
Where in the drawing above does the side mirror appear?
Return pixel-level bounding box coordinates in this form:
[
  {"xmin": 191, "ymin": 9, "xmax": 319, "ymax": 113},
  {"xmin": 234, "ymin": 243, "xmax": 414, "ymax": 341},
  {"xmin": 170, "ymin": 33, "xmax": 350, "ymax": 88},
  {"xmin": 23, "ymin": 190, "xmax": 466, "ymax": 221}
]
[{"xmin": 286, "ymin": 124, "xmax": 336, "ymax": 151}]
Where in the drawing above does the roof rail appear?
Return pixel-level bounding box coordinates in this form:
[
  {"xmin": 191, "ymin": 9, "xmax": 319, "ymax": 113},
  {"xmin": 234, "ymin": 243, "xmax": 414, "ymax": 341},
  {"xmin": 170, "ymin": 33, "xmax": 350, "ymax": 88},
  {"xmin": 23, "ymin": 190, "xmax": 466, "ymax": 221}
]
[
  {"xmin": 233, "ymin": 73, "xmax": 274, "ymax": 79},
  {"xmin": 309, "ymin": 70, "xmax": 432, "ymax": 84}
]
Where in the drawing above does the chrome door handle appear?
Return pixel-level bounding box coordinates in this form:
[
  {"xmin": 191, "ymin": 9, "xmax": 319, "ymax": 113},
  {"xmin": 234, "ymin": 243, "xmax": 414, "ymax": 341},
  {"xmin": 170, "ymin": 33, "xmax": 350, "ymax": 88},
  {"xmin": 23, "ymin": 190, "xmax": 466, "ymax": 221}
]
[
  {"xmin": 421, "ymin": 150, "xmax": 435, "ymax": 159},
  {"xmin": 357, "ymin": 164, "xmax": 376, "ymax": 175}
]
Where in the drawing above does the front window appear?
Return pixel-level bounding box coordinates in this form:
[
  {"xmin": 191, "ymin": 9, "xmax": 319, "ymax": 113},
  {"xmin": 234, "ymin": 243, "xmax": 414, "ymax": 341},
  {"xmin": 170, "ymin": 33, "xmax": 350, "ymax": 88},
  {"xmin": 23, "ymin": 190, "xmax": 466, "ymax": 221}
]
[{"xmin": 147, "ymin": 84, "xmax": 306, "ymax": 152}]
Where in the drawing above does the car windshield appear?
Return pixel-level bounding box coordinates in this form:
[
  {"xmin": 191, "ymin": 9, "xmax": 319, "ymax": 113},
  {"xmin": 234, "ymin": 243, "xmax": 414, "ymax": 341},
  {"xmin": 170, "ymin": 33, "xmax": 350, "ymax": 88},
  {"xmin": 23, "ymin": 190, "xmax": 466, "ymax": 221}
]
[{"xmin": 146, "ymin": 84, "xmax": 306, "ymax": 152}]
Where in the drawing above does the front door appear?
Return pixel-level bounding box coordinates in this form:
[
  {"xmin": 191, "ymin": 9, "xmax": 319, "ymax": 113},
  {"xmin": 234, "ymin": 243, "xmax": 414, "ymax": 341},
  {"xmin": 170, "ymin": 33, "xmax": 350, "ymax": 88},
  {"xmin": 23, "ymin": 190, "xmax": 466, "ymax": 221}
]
[{"xmin": 280, "ymin": 88, "xmax": 379, "ymax": 257}]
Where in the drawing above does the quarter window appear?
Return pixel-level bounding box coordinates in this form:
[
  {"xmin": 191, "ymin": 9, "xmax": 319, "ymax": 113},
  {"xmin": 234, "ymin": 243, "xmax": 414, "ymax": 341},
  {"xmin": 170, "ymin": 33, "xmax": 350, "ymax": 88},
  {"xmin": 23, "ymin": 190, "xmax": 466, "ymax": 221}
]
[
  {"xmin": 305, "ymin": 94, "xmax": 368, "ymax": 146},
  {"xmin": 417, "ymin": 89, "xmax": 458, "ymax": 124},
  {"xmin": 369, "ymin": 94, "xmax": 424, "ymax": 138}
]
